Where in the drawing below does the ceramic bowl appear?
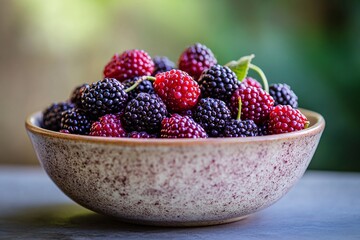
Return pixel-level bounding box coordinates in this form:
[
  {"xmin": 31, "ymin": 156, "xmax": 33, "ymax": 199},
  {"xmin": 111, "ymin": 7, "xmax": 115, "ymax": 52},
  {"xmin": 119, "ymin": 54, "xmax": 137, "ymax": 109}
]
[{"xmin": 25, "ymin": 108, "xmax": 325, "ymax": 226}]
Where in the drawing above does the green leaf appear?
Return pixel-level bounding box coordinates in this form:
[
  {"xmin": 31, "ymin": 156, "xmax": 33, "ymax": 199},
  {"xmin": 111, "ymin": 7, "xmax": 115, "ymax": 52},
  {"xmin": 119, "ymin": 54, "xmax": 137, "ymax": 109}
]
[{"xmin": 225, "ymin": 54, "xmax": 255, "ymax": 81}]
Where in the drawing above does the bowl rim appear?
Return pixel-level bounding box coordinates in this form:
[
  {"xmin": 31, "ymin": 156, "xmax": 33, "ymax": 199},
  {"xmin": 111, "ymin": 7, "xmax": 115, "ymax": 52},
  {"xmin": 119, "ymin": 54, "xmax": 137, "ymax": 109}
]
[{"xmin": 25, "ymin": 108, "xmax": 325, "ymax": 146}]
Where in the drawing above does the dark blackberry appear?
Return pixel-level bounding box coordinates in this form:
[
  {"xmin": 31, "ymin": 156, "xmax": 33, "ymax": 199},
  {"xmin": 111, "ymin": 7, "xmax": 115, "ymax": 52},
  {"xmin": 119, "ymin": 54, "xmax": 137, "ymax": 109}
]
[
  {"xmin": 128, "ymin": 131, "xmax": 157, "ymax": 138},
  {"xmin": 122, "ymin": 77, "xmax": 154, "ymax": 100},
  {"xmin": 42, "ymin": 102, "xmax": 75, "ymax": 131},
  {"xmin": 60, "ymin": 108, "xmax": 91, "ymax": 135},
  {"xmin": 223, "ymin": 119, "xmax": 258, "ymax": 137},
  {"xmin": 258, "ymin": 121, "xmax": 270, "ymax": 136},
  {"xmin": 198, "ymin": 64, "xmax": 240, "ymax": 102},
  {"xmin": 70, "ymin": 84, "xmax": 88, "ymax": 108},
  {"xmin": 193, "ymin": 98, "xmax": 231, "ymax": 137},
  {"xmin": 152, "ymin": 56, "xmax": 175, "ymax": 76},
  {"xmin": 122, "ymin": 93, "xmax": 168, "ymax": 133},
  {"xmin": 269, "ymin": 83, "xmax": 298, "ymax": 108},
  {"xmin": 161, "ymin": 114, "xmax": 207, "ymax": 138},
  {"xmin": 81, "ymin": 78, "xmax": 128, "ymax": 117}
]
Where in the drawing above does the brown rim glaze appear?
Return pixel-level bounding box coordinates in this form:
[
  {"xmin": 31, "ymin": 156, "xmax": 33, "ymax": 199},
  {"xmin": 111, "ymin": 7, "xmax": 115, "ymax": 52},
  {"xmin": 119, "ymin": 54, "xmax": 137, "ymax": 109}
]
[{"xmin": 25, "ymin": 108, "xmax": 325, "ymax": 146}]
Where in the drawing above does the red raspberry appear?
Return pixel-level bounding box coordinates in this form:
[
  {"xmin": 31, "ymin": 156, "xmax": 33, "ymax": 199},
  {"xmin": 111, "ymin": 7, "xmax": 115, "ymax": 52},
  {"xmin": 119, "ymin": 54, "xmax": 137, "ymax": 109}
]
[
  {"xmin": 178, "ymin": 43, "xmax": 217, "ymax": 80},
  {"xmin": 161, "ymin": 114, "xmax": 207, "ymax": 138},
  {"xmin": 89, "ymin": 114, "xmax": 126, "ymax": 137},
  {"xmin": 154, "ymin": 69, "xmax": 200, "ymax": 112},
  {"xmin": 268, "ymin": 105, "xmax": 309, "ymax": 134},
  {"xmin": 103, "ymin": 49, "xmax": 154, "ymax": 82},
  {"xmin": 230, "ymin": 85, "xmax": 274, "ymax": 124},
  {"xmin": 242, "ymin": 77, "xmax": 262, "ymax": 89}
]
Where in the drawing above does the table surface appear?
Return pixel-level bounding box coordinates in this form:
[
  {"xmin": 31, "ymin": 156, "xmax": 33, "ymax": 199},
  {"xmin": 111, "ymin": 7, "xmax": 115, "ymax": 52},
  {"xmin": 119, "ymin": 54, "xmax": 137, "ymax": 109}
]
[{"xmin": 0, "ymin": 167, "xmax": 359, "ymax": 240}]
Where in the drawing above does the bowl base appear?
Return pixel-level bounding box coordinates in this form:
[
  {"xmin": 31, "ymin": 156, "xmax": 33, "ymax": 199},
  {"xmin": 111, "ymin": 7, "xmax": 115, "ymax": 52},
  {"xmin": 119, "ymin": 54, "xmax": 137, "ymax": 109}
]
[{"xmin": 116, "ymin": 215, "xmax": 250, "ymax": 227}]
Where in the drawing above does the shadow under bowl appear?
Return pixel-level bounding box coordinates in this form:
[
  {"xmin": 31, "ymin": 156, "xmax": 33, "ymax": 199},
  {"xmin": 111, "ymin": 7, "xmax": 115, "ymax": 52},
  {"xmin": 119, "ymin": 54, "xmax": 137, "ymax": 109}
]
[{"xmin": 25, "ymin": 108, "xmax": 325, "ymax": 227}]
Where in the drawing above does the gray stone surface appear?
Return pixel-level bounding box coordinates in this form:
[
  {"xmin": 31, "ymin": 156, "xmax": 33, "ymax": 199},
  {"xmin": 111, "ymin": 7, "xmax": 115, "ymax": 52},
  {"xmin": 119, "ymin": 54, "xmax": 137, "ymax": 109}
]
[{"xmin": 0, "ymin": 166, "xmax": 359, "ymax": 240}]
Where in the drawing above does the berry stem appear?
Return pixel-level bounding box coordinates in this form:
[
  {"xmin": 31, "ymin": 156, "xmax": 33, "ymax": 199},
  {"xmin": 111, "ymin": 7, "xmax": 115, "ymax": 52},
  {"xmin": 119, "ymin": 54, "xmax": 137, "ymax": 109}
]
[
  {"xmin": 124, "ymin": 76, "xmax": 156, "ymax": 93},
  {"xmin": 248, "ymin": 63, "xmax": 269, "ymax": 93},
  {"xmin": 236, "ymin": 98, "xmax": 242, "ymax": 121}
]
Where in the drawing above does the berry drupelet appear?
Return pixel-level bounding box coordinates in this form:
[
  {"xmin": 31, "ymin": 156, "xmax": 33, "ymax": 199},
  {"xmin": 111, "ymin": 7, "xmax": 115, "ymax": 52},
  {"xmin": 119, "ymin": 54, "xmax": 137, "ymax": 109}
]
[
  {"xmin": 178, "ymin": 43, "xmax": 217, "ymax": 80},
  {"xmin": 89, "ymin": 113, "xmax": 126, "ymax": 137},
  {"xmin": 161, "ymin": 114, "xmax": 207, "ymax": 138},
  {"xmin": 122, "ymin": 93, "xmax": 168, "ymax": 133},
  {"xmin": 60, "ymin": 108, "xmax": 92, "ymax": 135},
  {"xmin": 269, "ymin": 83, "xmax": 298, "ymax": 108},
  {"xmin": 152, "ymin": 56, "xmax": 175, "ymax": 76},
  {"xmin": 70, "ymin": 84, "xmax": 88, "ymax": 108},
  {"xmin": 268, "ymin": 105, "xmax": 309, "ymax": 134},
  {"xmin": 230, "ymin": 84, "xmax": 274, "ymax": 124},
  {"xmin": 103, "ymin": 49, "xmax": 154, "ymax": 82},
  {"xmin": 122, "ymin": 76, "xmax": 154, "ymax": 100},
  {"xmin": 42, "ymin": 102, "xmax": 75, "ymax": 131},
  {"xmin": 193, "ymin": 98, "xmax": 232, "ymax": 137},
  {"xmin": 153, "ymin": 69, "xmax": 200, "ymax": 112},
  {"xmin": 198, "ymin": 64, "xmax": 240, "ymax": 102},
  {"xmin": 81, "ymin": 78, "xmax": 128, "ymax": 118}
]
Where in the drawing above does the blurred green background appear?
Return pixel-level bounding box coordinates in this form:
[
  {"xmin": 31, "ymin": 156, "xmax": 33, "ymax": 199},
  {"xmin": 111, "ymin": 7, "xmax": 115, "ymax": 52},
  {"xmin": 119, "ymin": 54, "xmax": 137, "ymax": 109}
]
[{"xmin": 0, "ymin": 0, "xmax": 359, "ymax": 171}]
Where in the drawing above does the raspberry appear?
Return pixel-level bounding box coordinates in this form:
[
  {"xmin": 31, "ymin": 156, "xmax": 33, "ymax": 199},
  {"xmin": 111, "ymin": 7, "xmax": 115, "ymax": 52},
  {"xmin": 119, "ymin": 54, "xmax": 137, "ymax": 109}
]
[
  {"xmin": 198, "ymin": 64, "xmax": 240, "ymax": 102},
  {"xmin": 242, "ymin": 77, "xmax": 262, "ymax": 89},
  {"xmin": 128, "ymin": 131, "xmax": 157, "ymax": 138},
  {"xmin": 59, "ymin": 129, "xmax": 70, "ymax": 134},
  {"xmin": 223, "ymin": 119, "xmax": 258, "ymax": 137},
  {"xmin": 81, "ymin": 78, "xmax": 128, "ymax": 117},
  {"xmin": 193, "ymin": 98, "xmax": 231, "ymax": 137},
  {"xmin": 268, "ymin": 105, "xmax": 309, "ymax": 134},
  {"xmin": 161, "ymin": 114, "xmax": 207, "ymax": 138},
  {"xmin": 42, "ymin": 102, "xmax": 75, "ymax": 131},
  {"xmin": 178, "ymin": 43, "xmax": 217, "ymax": 80},
  {"xmin": 230, "ymin": 85, "xmax": 274, "ymax": 124},
  {"xmin": 103, "ymin": 49, "xmax": 154, "ymax": 82},
  {"xmin": 153, "ymin": 69, "xmax": 200, "ymax": 112},
  {"xmin": 122, "ymin": 77, "xmax": 154, "ymax": 100},
  {"xmin": 89, "ymin": 114, "xmax": 126, "ymax": 137},
  {"xmin": 152, "ymin": 56, "xmax": 175, "ymax": 76},
  {"xmin": 70, "ymin": 84, "xmax": 88, "ymax": 108},
  {"xmin": 122, "ymin": 93, "xmax": 168, "ymax": 133},
  {"xmin": 60, "ymin": 108, "xmax": 92, "ymax": 135},
  {"xmin": 269, "ymin": 83, "xmax": 298, "ymax": 108}
]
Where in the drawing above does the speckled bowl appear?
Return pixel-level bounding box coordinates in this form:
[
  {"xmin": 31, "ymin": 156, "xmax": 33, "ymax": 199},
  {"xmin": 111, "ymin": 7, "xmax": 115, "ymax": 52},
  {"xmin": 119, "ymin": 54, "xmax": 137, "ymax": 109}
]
[{"xmin": 25, "ymin": 108, "xmax": 324, "ymax": 226}]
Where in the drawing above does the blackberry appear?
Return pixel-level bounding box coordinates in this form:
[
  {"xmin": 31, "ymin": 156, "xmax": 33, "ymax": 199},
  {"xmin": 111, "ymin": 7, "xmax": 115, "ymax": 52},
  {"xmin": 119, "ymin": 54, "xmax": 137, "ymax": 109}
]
[
  {"xmin": 128, "ymin": 131, "xmax": 157, "ymax": 138},
  {"xmin": 242, "ymin": 77, "xmax": 262, "ymax": 89},
  {"xmin": 161, "ymin": 114, "xmax": 207, "ymax": 138},
  {"xmin": 122, "ymin": 77, "xmax": 154, "ymax": 100},
  {"xmin": 258, "ymin": 121, "xmax": 270, "ymax": 136},
  {"xmin": 152, "ymin": 56, "xmax": 175, "ymax": 76},
  {"xmin": 230, "ymin": 84, "xmax": 274, "ymax": 124},
  {"xmin": 90, "ymin": 113, "xmax": 126, "ymax": 137},
  {"xmin": 178, "ymin": 43, "xmax": 217, "ymax": 80},
  {"xmin": 81, "ymin": 78, "xmax": 128, "ymax": 117},
  {"xmin": 42, "ymin": 102, "xmax": 75, "ymax": 131},
  {"xmin": 70, "ymin": 84, "xmax": 88, "ymax": 108},
  {"xmin": 60, "ymin": 108, "xmax": 91, "ymax": 135},
  {"xmin": 103, "ymin": 49, "xmax": 154, "ymax": 82},
  {"xmin": 193, "ymin": 98, "xmax": 231, "ymax": 137},
  {"xmin": 122, "ymin": 93, "xmax": 168, "ymax": 133},
  {"xmin": 198, "ymin": 64, "xmax": 240, "ymax": 102},
  {"xmin": 223, "ymin": 119, "xmax": 258, "ymax": 137},
  {"xmin": 269, "ymin": 83, "xmax": 298, "ymax": 108}
]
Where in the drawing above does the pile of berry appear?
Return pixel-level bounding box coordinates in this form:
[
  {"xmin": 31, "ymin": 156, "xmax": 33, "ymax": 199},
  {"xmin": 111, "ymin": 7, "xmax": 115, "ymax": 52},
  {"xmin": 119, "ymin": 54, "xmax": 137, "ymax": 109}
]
[{"xmin": 42, "ymin": 43, "xmax": 309, "ymax": 138}]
